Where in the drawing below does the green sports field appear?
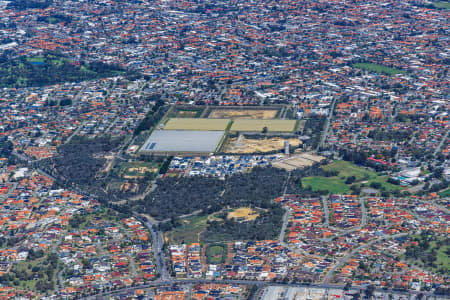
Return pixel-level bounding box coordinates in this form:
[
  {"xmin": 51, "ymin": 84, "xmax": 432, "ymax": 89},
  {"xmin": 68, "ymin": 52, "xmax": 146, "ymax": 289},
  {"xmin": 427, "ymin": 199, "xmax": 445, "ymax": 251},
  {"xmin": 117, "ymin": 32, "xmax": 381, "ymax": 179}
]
[{"xmin": 353, "ymin": 63, "xmax": 406, "ymax": 75}]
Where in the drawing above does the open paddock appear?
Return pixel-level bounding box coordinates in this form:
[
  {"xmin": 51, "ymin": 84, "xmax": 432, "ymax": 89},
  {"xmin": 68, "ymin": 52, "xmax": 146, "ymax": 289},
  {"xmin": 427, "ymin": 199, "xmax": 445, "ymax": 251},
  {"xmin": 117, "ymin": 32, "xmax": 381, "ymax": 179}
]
[
  {"xmin": 230, "ymin": 119, "xmax": 296, "ymax": 132},
  {"xmin": 163, "ymin": 118, "xmax": 230, "ymax": 131},
  {"xmin": 272, "ymin": 153, "xmax": 326, "ymax": 171},
  {"xmin": 208, "ymin": 108, "xmax": 279, "ymax": 119},
  {"xmin": 221, "ymin": 135, "xmax": 301, "ymax": 154}
]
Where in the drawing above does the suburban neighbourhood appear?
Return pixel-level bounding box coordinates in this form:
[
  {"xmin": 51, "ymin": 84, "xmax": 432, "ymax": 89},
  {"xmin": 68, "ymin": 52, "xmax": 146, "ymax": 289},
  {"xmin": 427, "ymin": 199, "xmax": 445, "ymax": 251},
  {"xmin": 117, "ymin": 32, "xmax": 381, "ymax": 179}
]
[{"xmin": 0, "ymin": 0, "xmax": 448, "ymax": 299}]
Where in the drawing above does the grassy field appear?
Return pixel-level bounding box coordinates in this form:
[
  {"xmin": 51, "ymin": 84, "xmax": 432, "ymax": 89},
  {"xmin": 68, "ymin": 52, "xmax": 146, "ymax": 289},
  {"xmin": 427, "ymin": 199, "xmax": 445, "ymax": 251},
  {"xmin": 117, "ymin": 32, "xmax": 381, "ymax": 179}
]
[
  {"xmin": 439, "ymin": 188, "xmax": 450, "ymax": 198},
  {"xmin": 205, "ymin": 244, "xmax": 227, "ymax": 264},
  {"xmin": 302, "ymin": 160, "xmax": 402, "ymax": 194},
  {"xmin": 433, "ymin": 1, "xmax": 450, "ymax": 9},
  {"xmin": 230, "ymin": 119, "xmax": 296, "ymax": 132},
  {"xmin": 404, "ymin": 235, "xmax": 449, "ymax": 274},
  {"xmin": 164, "ymin": 118, "xmax": 230, "ymax": 131},
  {"xmin": 302, "ymin": 176, "xmax": 350, "ymax": 194},
  {"xmin": 165, "ymin": 215, "xmax": 211, "ymax": 244},
  {"xmin": 323, "ymin": 160, "xmax": 374, "ymax": 181},
  {"xmin": 353, "ymin": 63, "xmax": 406, "ymax": 75}
]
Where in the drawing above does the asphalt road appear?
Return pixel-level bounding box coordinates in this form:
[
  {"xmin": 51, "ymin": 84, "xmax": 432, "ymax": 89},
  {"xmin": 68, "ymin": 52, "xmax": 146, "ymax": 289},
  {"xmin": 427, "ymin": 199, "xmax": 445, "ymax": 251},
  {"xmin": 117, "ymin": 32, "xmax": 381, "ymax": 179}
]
[
  {"xmin": 323, "ymin": 233, "xmax": 408, "ymax": 284},
  {"xmin": 80, "ymin": 277, "xmax": 436, "ymax": 300},
  {"xmin": 133, "ymin": 213, "xmax": 170, "ymax": 281}
]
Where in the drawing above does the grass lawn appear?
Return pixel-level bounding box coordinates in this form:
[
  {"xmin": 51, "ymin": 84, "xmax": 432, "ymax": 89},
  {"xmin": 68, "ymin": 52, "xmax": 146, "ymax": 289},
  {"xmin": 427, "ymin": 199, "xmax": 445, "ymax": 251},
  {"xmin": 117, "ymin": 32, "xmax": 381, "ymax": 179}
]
[
  {"xmin": 353, "ymin": 63, "xmax": 406, "ymax": 75},
  {"xmin": 165, "ymin": 215, "xmax": 210, "ymax": 245},
  {"xmin": 439, "ymin": 188, "xmax": 450, "ymax": 198},
  {"xmin": 302, "ymin": 160, "xmax": 403, "ymax": 194},
  {"xmin": 367, "ymin": 175, "xmax": 402, "ymax": 191},
  {"xmin": 404, "ymin": 235, "xmax": 449, "ymax": 274},
  {"xmin": 26, "ymin": 56, "xmax": 45, "ymax": 63},
  {"xmin": 205, "ymin": 244, "xmax": 226, "ymax": 264},
  {"xmin": 433, "ymin": 1, "xmax": 450, "ymax": 9},
  {"xmin": 302, "ymin": 176, "xmax": 350, "ymax": 194},
  {"xmin": 323, "ymin": 160, "xmax": 375, "ymax": 181}
]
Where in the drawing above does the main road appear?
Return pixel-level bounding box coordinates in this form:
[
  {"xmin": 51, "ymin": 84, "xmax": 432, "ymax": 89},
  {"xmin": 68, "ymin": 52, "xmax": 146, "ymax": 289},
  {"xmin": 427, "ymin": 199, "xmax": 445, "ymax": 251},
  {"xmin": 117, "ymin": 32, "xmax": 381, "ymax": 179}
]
[
  {"xmin": 133, "ymin": 213, "xmax": 170, "ymax": 281},
  {"xmin": 79, "ymin": 276, "xmax": 434, "ymax": 300}
]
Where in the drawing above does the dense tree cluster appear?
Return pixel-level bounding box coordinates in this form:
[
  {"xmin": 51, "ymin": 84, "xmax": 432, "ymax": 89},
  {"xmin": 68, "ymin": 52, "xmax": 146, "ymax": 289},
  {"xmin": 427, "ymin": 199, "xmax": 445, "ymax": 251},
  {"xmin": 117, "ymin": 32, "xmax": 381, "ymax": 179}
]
[
  {"xmin": 40, "ymin": 135, "xmax": 123, "ymax": 188},
  {"xmin": 0, "ymin": 54, "xmax": 127, "ymax": 88},
  {"xmin": 0, "ymin": 138, "xmax": 13, "ymax": 158},
  {"xmin": 405, "ymin": 231, "xmax": 449, "ymax": 275},
  {"xmin": 6, "ymin": 0, "xmax": 53, "ymax": 10},
  {"xmin": 133, "ymin": 98, "xmax": 167, "ymax": 135},
  {"xmin": 303, "ymin": 115, "xmax": 326, "ymax": 149},
  {"xmin": 140, "ymin": 164, "xmax": 326, "ymax": 220},
  {"xmin": 339, "ymin": 148, "xmax": 368, "ymax": 165},
  {"xmin": 0, "ymin": 252, "xmax": 58, "ymax": 293},
  {"xmin": 142, "ymin": 176, "xmax": 224, "ymax": 219},
  {"xmin": 368, "ymin": 129, "xmax": 412, "ymax": 142},
  {"xmin": 202, "ymin": 204, "xmax": 284, "ymax": 242},
  {"xmin": 36, "ymin": 14, "xmax": 72, "ymax": 25}
]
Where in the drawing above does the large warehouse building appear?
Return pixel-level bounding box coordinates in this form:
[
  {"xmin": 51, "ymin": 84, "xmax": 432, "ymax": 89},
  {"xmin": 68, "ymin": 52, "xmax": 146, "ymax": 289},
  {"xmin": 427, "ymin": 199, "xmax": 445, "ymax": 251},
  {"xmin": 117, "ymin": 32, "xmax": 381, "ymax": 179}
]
[{"xmin": 140, "ymin": 130, "xmax": 225, "ymax": 155}]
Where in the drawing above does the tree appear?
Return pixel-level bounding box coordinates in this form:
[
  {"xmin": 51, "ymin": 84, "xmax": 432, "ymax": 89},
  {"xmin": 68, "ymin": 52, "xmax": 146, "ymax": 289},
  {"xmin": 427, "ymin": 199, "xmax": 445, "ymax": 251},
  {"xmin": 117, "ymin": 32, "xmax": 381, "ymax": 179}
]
[
  {"xmin": 262, "ymin": 126, "xmax": 268, "ymax": 134},
  {"xmin": 365, "ymin": 284, "xmax": 375, "ymax": 299}
]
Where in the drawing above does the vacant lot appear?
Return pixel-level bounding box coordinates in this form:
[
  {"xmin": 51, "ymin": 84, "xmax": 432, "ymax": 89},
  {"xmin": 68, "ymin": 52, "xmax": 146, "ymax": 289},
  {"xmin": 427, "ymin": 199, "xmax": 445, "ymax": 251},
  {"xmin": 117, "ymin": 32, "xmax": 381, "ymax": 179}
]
[
  {"xmin": 273, "ymin": 154, "xmax": 325, "ymax": 171},
  {"xmin": 227, "ymin": 207, "xmax": 260, "ymax": 221},
  {"xmin": 164, "ymin": 118, "xmax": 230, "ymax": 131},
  {"xmin": 230, "ymin": 119, "xmax": 296, "ymax": 132},
  {"xmin": 119, "ymin": 161, "xmax": 159, "ymax": 179},
  {"xmin": 221, "ymin": 136, "xmax": 301, "ymax": 153},
  {"xmin": 432, "ymin": 1, "xmax": 450, "ymax": 9},
  {"xmin": 177, "ymin": 110, "xmax": 201, "ymax": 118},
  {"xmin": 353, "ymin": 63, "xmax": 406, "ymax": 75},
  {"xmin": 209, "ymin": 108, "xmax": 278, "ymax": 119}
]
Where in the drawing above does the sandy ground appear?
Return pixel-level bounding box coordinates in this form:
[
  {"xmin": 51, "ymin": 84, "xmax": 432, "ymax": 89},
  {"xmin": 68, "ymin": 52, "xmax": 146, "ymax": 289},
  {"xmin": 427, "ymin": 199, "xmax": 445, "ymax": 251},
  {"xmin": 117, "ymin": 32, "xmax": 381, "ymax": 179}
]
[
  {"xmin": 272, "ymin": 153, "xmax": 326, "ymax": 171},
  {"xmin": 209, "ymin": 109, "xmax": 278, "ymax": 119},
  {"xmin": 222, "ymin": 136, "xmax": 301, "ymax": 153},
  {"xmin": 123, "ymin": 166, "xmax": 158, "ymax": 179},
  {"xmin": 177, "ymin": 110, "xmax": 198, "ymax": 118},
  {"xmin": 227, "ymin": 207, "xmax": 260, "ymax": 221},
  {"xmin": 230, "ymin": 119, "xmax": 296, "ymax": 132},
  {"xmin": 120, "ymin": 182, "xmax": 138, "ymax": 193},
  {"xmin": 164, "ymin": 118, "xmax": 230, "ymax": 130}
]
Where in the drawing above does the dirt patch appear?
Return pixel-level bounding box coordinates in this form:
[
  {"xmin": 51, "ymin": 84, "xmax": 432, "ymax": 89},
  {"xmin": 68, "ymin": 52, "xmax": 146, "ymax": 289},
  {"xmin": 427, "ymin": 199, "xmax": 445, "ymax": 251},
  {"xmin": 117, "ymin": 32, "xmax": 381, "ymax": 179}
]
[
  {"xmin": 272, "ymin": 153, "xmax": 326, "ymax": 171},
  {"xmin": 120, "ymin": 182, "xmax": 138, "ymax": 193},
  {"xmin": 227, "ymin": 207, "xmax": 260, "ymax": 221},
  {"xmin": 177, "ymin": 110, "xmax": 199, "ymax": 118},
  {"xmin": 209, "ymin": 109, "xmax": 278, "ymax": 119},
  {"xmin": 230, "ymin": 119, "xmax": 296, "ymax": 132},
  {"xmin": 222, "ymin": 136, "xmax": 301, "ymax": 153},
  {"xmin": 122, "ymin": 166, "xmax": 158, "ymax": 179}
]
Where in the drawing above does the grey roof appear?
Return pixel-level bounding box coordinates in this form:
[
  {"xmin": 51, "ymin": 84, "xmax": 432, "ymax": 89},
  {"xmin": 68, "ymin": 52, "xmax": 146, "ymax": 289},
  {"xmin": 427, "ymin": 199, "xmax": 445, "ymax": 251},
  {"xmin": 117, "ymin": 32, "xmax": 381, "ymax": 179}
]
[{"xmin": 141, "ymin": 130, "xmax": 224, "ymax": 153}]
